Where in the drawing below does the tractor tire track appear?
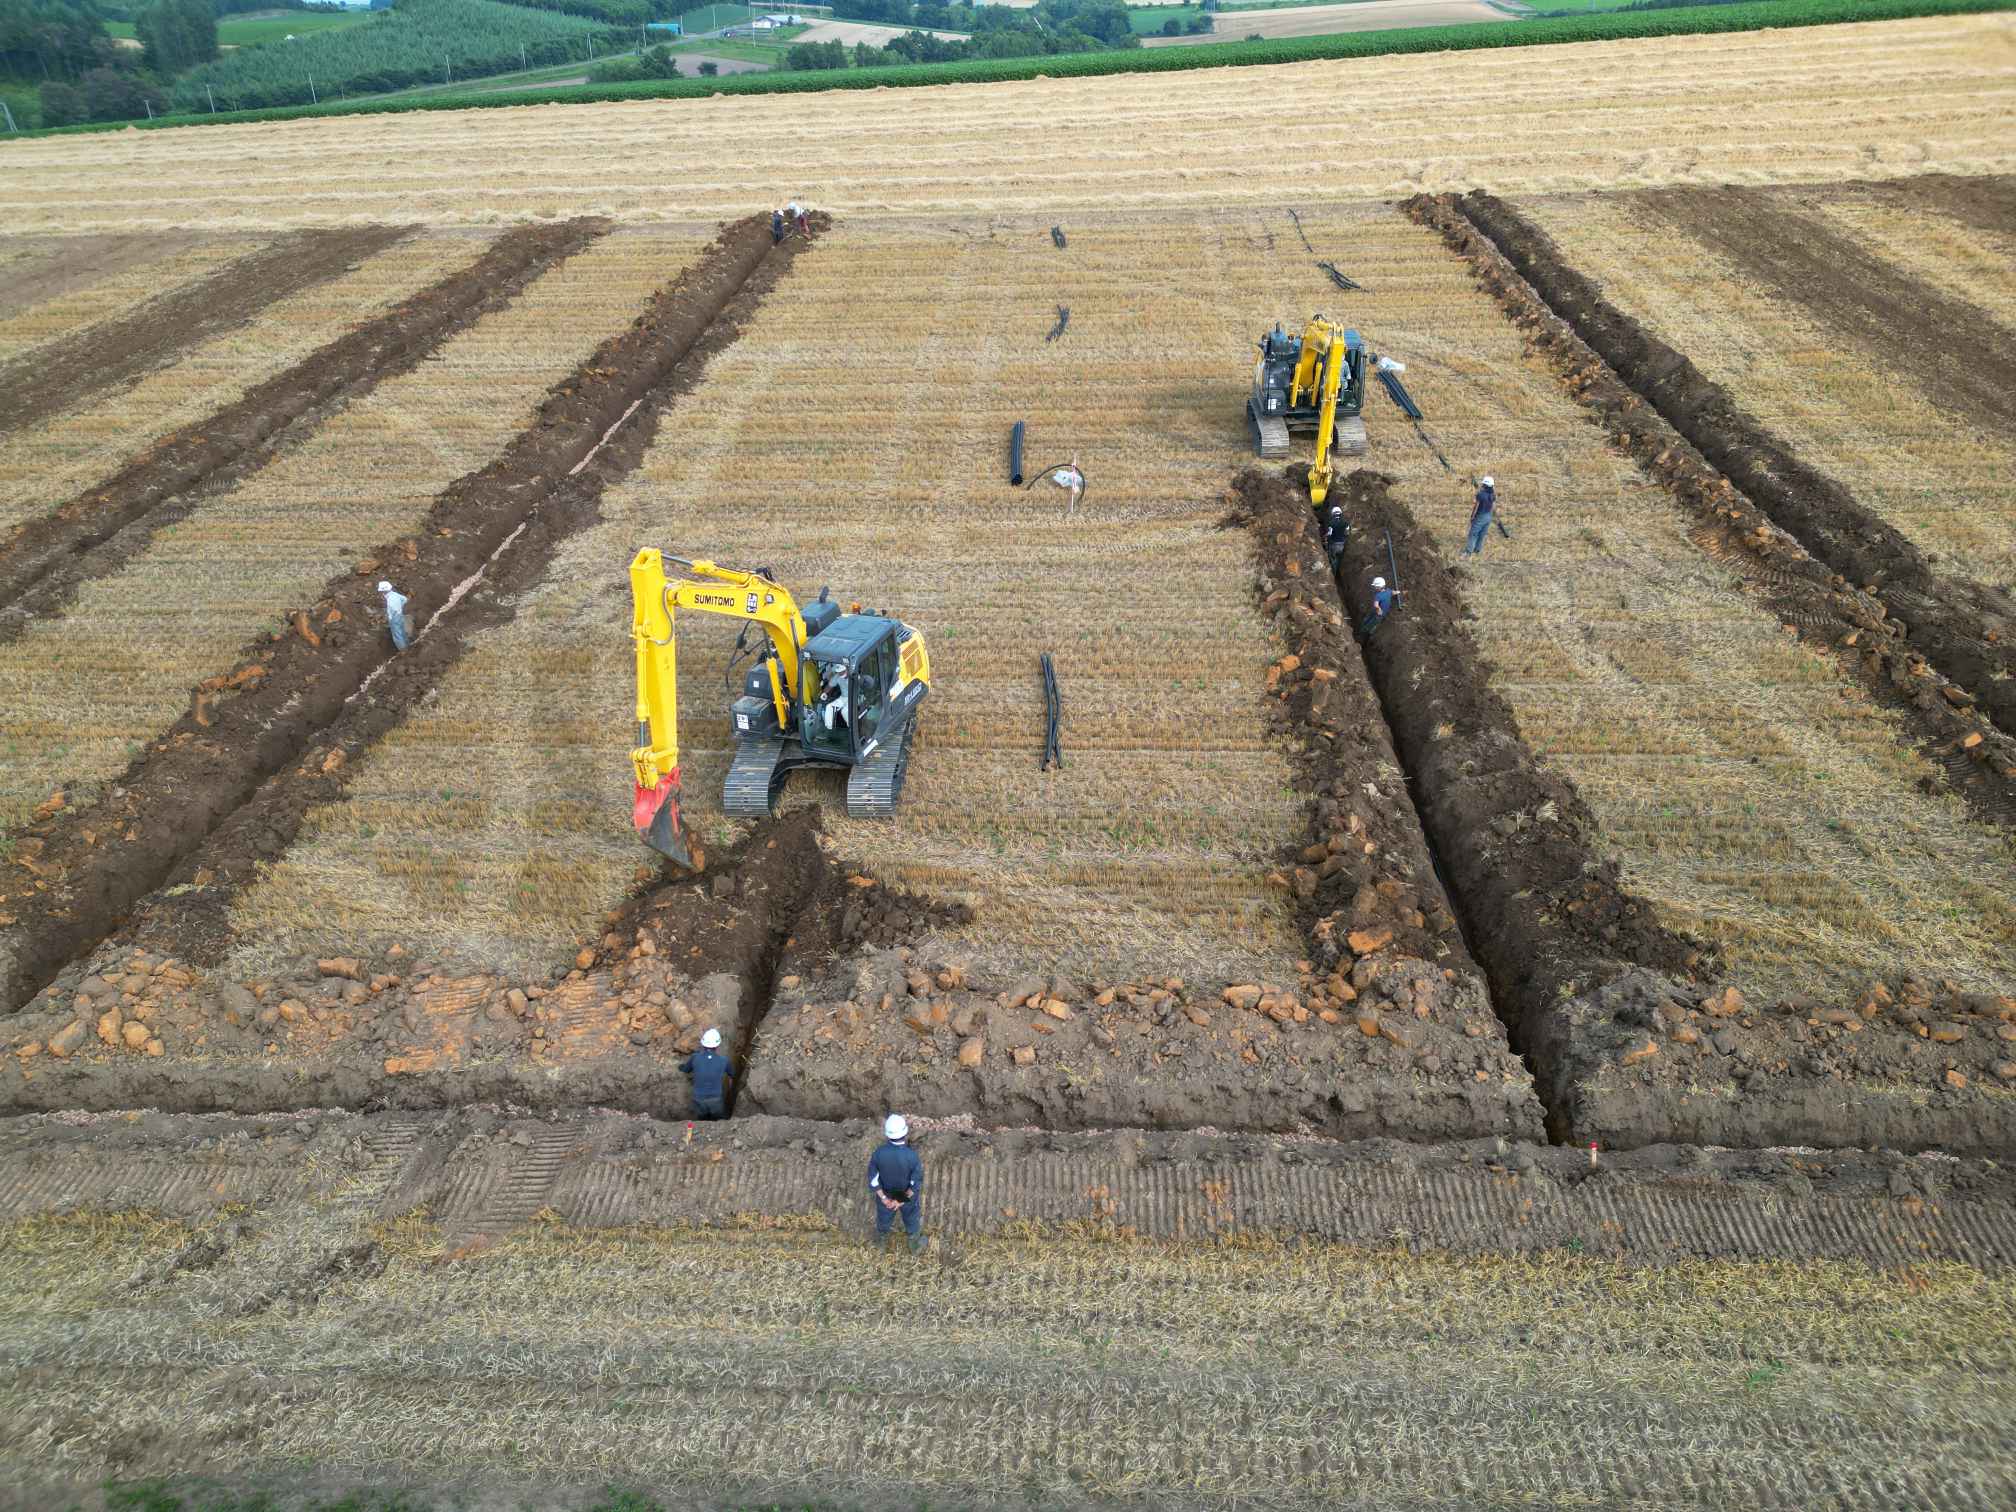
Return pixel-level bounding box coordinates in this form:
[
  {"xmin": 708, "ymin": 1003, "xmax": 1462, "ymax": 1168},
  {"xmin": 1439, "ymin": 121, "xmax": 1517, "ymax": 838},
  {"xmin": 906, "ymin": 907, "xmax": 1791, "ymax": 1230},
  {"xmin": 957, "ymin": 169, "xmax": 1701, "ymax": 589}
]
[
  {"xmin": 0, "ymin": 225, "xmax": 412, "ymax": 439},
  {"xmin": 0, "ymin": 213, "xmax": 814, "ymax": 1017},
  {"xmin": 1408, "ymin": 191, "xmax": 2016, "ymax": 827},
  {"xmin": 0, "ymin": 220, "xmax": 608, "ymax": 630}
]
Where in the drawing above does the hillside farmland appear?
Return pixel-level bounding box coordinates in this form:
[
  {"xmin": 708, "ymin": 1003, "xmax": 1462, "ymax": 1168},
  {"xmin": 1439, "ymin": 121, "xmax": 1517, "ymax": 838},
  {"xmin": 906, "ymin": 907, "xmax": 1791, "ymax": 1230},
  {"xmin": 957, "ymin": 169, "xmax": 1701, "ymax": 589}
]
[{"xmin": 0, "ymin": 13, "xmax": 2014, "ymax": 1502}]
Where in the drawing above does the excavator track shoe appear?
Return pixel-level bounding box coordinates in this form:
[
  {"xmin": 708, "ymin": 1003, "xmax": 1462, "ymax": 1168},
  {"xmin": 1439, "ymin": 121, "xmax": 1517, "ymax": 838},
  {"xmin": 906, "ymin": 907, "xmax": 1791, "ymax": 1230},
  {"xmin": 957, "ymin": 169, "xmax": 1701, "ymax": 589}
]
[
  {"xmin": 1249, "ymin": 401, "xmax": 1291, "ymax": 460},
  {"xmin": 846, "ymin": 725, "xmax": 912, "ymax": 818},
  {"xmin": 723, "ymin": 736, "xmax": 791, "ymax": 817}
]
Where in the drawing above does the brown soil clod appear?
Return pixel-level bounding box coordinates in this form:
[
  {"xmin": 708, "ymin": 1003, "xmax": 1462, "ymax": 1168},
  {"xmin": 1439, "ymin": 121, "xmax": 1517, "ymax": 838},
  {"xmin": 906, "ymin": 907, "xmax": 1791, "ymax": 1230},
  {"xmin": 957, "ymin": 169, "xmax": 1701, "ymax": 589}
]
[
  {"xmin": 1334, "ymin": 470, "xmax": 2016, "ymax": 1157},
  {"xmin": 1405, "ymin": 190, "xmax": 2016, "ymax": 827},
  {"xmin": 0, "ymin": 225, "xmax": 414, "ymax": 443},
  {"xmin": 0, "ymin": 219, "xmax": 610, "ymax": 631},
  {"xmin": 0, "ymin": 213, "xmax": 814, "ymax": 1021}
]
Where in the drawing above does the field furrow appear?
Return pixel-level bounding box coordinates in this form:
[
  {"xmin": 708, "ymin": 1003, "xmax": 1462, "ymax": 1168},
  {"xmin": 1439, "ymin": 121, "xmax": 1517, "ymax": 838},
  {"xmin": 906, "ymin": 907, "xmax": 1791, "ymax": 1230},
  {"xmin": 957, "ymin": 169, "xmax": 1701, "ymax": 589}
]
[
  {"xmin": 1517, "ymin": 186, "xmax": 2016, "ymax": 592},
  {"xmin": 0, "ymin": 234, "xmax": 264, "ymax": 363},
  {"xmin": 0, "ymin": 231, "xmax": 701, "ymax": 837},
  {"xmin": 0, "ymin": 232, "xmax": 483, "ymax": 539},
  {"xmin": 215, "ymin": 211, "xmax": 1407, "ymax": 987},
  {"xmin": 1335, "ymin": 207, "xmax": 2012, "ymax": 1006},
  {"xmin": 0, "ymin": 17, "xmax": 2010, "ymax": 230}
]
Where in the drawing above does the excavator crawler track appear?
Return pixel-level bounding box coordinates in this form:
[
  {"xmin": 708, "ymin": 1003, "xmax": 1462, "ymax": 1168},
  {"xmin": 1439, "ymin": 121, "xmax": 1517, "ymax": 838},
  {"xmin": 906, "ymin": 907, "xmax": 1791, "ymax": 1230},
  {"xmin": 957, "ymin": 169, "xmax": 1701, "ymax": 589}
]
[
  {"xmin": 845, "ymin": 724, "xmax": 912, "ymax": 818},
  {"xmin": 1249, "ymin": 401, "xmax": 1290, "ymax": 460},
  {"xmin": 723, "ymin": 735, "xmax": 791, "ymax": 817}
]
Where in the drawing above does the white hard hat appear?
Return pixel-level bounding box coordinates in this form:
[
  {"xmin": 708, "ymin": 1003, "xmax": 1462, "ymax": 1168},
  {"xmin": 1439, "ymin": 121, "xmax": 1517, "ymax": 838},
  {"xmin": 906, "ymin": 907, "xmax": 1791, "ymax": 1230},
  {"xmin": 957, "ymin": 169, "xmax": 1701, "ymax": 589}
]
[
  {"xmin": 884, "ymin": 1113, "xmax": 909, "ymax": 1141},
  {"xmin": 1372, "ymin": 577, "xmax": 1387, "ymax": 589},
  {"xmin": 1481, "ymin": 476, "xmax": 1494, "ymax": 488},
  {"xmin": 1328, "ymin": 506, "xmax": 1342, "ymax": 517},
  {"xmin": 376, "ymin": 580, "xmax": 393, "ymax": 593},
  {"xmin": 700, "ymin": 1028, "xmax": 722, "ymax": 1049}
]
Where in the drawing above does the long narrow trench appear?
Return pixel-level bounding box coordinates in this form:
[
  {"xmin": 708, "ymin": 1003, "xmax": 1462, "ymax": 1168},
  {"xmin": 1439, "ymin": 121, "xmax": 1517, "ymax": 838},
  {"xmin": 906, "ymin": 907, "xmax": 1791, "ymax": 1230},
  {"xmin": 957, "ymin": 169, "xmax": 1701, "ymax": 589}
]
[
  {"xmin": 0, "ymin": 220, "xmax": 607, "ymax": 624},
  {"xmin": 0, "ymin": 215, "xmax": 810, "ymax": 1018}
]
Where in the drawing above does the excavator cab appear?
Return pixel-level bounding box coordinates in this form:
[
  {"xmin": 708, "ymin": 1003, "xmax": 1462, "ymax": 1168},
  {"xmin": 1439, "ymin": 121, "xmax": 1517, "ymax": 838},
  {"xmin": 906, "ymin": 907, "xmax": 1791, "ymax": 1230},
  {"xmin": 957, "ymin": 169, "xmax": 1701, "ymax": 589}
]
[{"xmin": 1248, "ymin": 318, "xmax": 1368, "ymax": 468}]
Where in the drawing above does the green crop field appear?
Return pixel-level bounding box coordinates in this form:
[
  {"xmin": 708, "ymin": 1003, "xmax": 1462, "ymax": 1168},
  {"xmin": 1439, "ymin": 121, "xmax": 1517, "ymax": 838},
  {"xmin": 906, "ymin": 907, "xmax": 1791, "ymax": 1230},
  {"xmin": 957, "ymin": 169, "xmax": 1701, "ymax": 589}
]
[{"xmin": 217, "ymin": 12, "xmax": 374, "ymax": 46}]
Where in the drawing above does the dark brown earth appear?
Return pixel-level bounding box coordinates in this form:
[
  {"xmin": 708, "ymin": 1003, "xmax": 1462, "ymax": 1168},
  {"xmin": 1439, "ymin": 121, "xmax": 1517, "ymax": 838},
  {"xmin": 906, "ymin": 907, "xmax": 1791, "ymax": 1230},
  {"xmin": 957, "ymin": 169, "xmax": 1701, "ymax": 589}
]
[
  {"xmin": 0, "ymin": 232, "xmax": 208, "ymax": 321},
  {"xmin": 0, "ymin": 225, "xmax": 412, "ymax": 439},
  {"xmin": 1332, "ymin": 463, "xmax": 2016, "ymax": 1156},
  {"xmin": 79, "ymin": 218, "xmax": 825, "ymax": 974},
  {"xmin": 0, "ymin": 213, "xmax": 804, "ymax": 1021},
  {"xmin": 8, "ymin": 1104, "xmax": 2014, "ymax": 1264},
  {"xmin": 1866, "ymin": 171, "xmax": 2016, "ymax": 242},
  {"xmin": 1438, "ymin": 189, "xmax": 2016, "ymax": 748},
  {"xmin": 0, "ymin": 220, "xmax": 606, "ymax": 629},
  {"xmin": 739, "ymin": 473, "xmax": 1544, "ymax": 1144},
  {"xmin": 1637, "ymin": 183, "xmax": 2016, "ymax": 444},
  {"xmin": 1406, "ymin": 192, "xmax": 2016, "ymax": 828}
]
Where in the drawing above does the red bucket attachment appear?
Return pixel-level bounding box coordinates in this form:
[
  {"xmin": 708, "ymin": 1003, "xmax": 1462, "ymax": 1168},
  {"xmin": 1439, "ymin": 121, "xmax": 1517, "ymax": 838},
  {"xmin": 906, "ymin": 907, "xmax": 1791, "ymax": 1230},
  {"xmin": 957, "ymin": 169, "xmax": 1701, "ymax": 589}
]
[{"xmin": 633, "ymin": 771, "xmax": 701, "ymax": 871}]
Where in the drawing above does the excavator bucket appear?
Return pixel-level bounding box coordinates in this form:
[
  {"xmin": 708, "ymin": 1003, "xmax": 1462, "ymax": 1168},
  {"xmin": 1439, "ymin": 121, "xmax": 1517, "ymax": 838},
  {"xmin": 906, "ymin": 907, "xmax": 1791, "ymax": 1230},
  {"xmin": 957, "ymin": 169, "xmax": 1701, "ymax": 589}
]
[{"xmin": 633, "ymin": 770, "xmax": 702, "ymax": 871}]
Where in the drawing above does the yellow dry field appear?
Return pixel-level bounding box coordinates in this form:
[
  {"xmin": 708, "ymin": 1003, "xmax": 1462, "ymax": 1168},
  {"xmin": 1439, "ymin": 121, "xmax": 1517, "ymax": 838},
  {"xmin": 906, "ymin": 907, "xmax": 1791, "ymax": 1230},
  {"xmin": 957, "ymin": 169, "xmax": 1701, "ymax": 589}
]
[
  {"xmin": 1351, "ymin": 207, "xmax": 2013, "ymax": 1003},
  {"xmin": 0, "ymin": 235, "xmax": 264, "ymax": 364},
  {"xmin": 0, "ymin": 231, "xmax": 702, "ymax": 834},
  {"xmin": 1517, "ymin": 190, "xmax": 2016, "ymax": 590},
  {"xmin": 0, "ymin": 233, "xmax": 484, "ymax": 536},
  {"xmin": 1142, "ymin": 0, "xmax": 1503, "ymax": 47},
  {"xmin": 219, "ymin": 211, "xmax": 1380, "ymax": 987},
  {"xmin": 0, "ymin": 16, "xmax": 2010, "ymax": 231},
  {"xmin": 3, "ymin": 1212, "xmax": 2013, "ymax": 1504}
]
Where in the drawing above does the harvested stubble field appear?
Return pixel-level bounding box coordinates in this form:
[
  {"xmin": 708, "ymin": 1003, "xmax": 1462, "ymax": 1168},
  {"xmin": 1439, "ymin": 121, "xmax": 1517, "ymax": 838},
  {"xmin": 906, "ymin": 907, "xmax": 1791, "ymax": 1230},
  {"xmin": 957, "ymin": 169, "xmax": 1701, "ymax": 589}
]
[
  {"xmin": 0, "ymin": 234, "xmax": 264, "ymax": 365},
  {"xmin": 0, "ymin": 231, "xmax": 480, "ymax": 535},
  {"xmin": 1329, "ymin": 206, "xmax": 2015, "ymax": 1012},
  {"xmin": 1515, "ymin": 180, "xmax": 2016, "ymax": 595},
  {"xmin": 1, "ymin": 15, "xmax": 2013, "ymax": 230},
  {"xmin": 0, "ymin": 228, "xmax": 703, "ymax": 836}
]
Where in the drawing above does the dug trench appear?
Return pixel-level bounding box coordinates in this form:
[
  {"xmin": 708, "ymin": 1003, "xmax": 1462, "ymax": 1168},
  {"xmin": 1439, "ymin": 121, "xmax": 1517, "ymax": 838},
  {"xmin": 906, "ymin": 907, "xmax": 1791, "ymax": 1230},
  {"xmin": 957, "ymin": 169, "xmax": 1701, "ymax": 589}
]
[
  {"xmin": 1330, "ymin": 465, "xmax": 2016, "ymax": 1156},
  {"xmin": 0, "ymin": 464, "xmax": 1545, "ymax": 1144},
  {"xmin": 0, "ymin": 212, "xmax": 810, "ymax": 1023},
  {"xmin": 0, "ymin": 225, "xmax": 415, "ymax": 441},
  {"xmin": 737, "ymin": 470, "xmax": 1545, "ymax": 1143},
  {"xmin": 1405, "ymin": 191, "xmax": 2016, "ymax": 829},
  {"xmin": 1412, "ymin": 190, "xmax": 2016, "ymax": 764},
  {"xmin": 0, "ymin": 218, "xmax": 610, "ymax": 629}
]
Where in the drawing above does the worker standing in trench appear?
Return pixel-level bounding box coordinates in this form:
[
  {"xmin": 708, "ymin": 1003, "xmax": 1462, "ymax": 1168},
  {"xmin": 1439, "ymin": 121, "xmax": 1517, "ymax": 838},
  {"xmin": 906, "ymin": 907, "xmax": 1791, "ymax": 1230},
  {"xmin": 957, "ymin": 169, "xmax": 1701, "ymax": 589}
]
[
  {"xmin": 1358, "ymin": 575, "xmax": 1395, "ymax": 642},
  {"xmin": 377, "ymin": 580, "xmax": 411, "ymax": 652},
  {"xmin": 680, "ymin": 1027, "xmax": 735, "ymax": 1121},
  {"xmin": 868, "ymin": 1114, "xmax": 926, "ymax": 1253}
]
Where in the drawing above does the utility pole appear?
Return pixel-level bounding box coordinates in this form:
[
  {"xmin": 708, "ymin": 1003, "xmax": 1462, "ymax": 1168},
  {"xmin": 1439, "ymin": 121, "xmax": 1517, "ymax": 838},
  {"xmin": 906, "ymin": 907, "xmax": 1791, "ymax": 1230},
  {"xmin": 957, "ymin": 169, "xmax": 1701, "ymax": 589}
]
[
  {"xmin": 143, "ymin": 99, "xmax": 153, "ymax": 120},
  {"xmin": 521, "ymin": 43, "xmax": 528, "ymax": 69},
  {"xmin": 207, "ymin": 84, "xmax": 216, "ymax": 114},
  {"xmin": 308, "ymin": 71, "xmax": 317, "ymax": 104},
  {"xmin": 0, "ymin": 99, "xmax": 17, "ymax": 133}
]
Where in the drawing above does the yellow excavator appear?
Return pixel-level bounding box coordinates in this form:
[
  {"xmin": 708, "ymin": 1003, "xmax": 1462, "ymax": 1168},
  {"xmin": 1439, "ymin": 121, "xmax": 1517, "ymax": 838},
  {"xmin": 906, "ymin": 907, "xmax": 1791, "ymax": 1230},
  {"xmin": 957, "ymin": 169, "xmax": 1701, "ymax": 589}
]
[
  {"xmin": 1247, "ymin": 316, "xmax": 1367, "ymax": 507},
  {"xmin": 629, "ymin": 550, "xmax": 932, "ymax": 869}
]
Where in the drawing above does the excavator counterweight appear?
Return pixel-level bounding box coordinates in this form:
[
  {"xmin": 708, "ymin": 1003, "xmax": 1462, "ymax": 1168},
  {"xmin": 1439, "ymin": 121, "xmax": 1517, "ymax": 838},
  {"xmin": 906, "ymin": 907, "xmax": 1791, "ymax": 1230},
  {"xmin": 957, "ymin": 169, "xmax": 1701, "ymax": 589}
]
[{"xmin": 628, "ymin": 548, "xmax": 931, "ymax": 869}]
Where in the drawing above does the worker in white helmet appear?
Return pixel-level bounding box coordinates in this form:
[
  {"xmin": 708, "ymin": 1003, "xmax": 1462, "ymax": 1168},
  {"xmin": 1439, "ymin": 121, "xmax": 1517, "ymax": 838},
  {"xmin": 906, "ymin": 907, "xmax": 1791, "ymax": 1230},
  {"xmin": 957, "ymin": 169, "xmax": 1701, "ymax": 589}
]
[
  {"xmin": 377, "ymin": 580, "xmax": 410, "ymax": 652},
  {"xmin": 679, "ymin": 1026, "xmax": 734, "ymax": 1120},
  {"xmin": 1358, "ymin": 574, "xmax": 1395, "ymax": 642},
  {"xmin": 1463, "ymin": 475, "xmax": 1500, "ymax": 558},
  {"xmin": 867, "ymin": 1112, "xmax": 925, "ymax": 1252},
  {"xmin": 1321, "ymin": 503, "xmax": 1350, "ymax": 572}
]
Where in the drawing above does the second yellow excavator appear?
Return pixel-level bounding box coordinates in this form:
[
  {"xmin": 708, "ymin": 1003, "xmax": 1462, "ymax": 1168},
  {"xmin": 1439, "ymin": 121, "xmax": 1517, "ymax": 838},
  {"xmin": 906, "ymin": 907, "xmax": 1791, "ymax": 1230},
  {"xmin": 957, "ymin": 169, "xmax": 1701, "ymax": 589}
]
[
  {"xmin": 629, "ymin": 550, "xmax": 931, "ymax": 869},
  {"xmin": 1247, "ymin": 316, "xmax": 1368, "ymax": 507}
]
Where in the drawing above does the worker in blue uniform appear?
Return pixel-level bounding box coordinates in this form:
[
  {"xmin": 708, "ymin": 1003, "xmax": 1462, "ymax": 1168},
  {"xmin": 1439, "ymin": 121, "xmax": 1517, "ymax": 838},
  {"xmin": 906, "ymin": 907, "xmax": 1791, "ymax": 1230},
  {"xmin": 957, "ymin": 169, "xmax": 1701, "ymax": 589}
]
[
  {"xmin": 1358, "ymin": 575, "xmax": 1395, "ymax": 641},
  {"xmin": 868, "ymin": 1113, "xmax": 925, "ymax": 1252},
  {"xmin": 680, "ymin": 1028, "xmax": 734, "ymax": 1120}
]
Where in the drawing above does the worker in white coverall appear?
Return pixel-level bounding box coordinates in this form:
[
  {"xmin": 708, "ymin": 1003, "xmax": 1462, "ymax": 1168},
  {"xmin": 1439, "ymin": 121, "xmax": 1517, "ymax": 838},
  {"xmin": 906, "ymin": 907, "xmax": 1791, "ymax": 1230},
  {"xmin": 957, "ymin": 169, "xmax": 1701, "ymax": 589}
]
[{"xmin": 377, "ymin": 580, "xmax": 411, "ymax": 651}]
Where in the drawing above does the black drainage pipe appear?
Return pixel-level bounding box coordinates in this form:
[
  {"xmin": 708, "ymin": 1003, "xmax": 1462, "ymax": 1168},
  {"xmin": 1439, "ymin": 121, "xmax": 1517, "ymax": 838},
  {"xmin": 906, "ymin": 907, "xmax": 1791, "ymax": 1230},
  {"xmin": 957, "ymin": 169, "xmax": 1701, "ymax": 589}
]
[{"xmin": 1009, "ymin": 420, "xmax": 1025, "ymax": 485}]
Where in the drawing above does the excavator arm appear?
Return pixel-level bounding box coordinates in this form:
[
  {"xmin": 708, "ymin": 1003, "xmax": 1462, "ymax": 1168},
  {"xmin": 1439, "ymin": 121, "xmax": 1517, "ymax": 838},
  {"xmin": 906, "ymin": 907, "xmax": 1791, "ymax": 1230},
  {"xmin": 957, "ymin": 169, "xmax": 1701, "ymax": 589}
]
[
  {"xmin": 629, "ymin": 549, "xmax": 811, "ymax": 869},
  {"xmin": 1289, "ymin": 318, "xmax": 1350, "ymax": 508}
]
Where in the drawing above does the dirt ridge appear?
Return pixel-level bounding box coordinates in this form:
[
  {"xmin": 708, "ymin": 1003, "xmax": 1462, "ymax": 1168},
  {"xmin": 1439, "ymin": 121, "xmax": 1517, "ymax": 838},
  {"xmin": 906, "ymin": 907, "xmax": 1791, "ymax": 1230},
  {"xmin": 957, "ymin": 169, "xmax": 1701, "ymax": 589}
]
[
  {"xmin": 75, "ymin": 217, "xmax": 823, "ymax": 973},
  {"xmin": 1405, "ymin": 191, "xmax": 2016, "ymax": 828},
  {"xmin": 1334, "ymin": 467, "xmax": 2016, "ymax": 1156},
  {"xmin": 0, "ymin": 225, "xmax": 413, "ymax": 442},
  {"xmin": 1426, "ymin": 189, "xmax": 2016, "ymax": 751},
  {"xmin": 0, "ymin": 220, "xmax": 607, "ymax": 630},
  {"xmin": 0, "ymin": 213, "xmax": 796, "ymax": 1019}
]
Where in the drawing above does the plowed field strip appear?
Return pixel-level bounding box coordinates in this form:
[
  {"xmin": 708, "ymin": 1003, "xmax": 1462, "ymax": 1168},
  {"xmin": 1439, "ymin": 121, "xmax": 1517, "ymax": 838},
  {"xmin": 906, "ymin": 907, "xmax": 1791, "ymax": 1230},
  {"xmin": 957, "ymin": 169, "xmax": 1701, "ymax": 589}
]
[
  {"xmin": 0, "ymin": 232, "xmax": 199, "ymax": 324},
  {"xmin": 0, "ymin": 217, "xmax": 784, "ymax": 1018},
  {"xmin": 1873, "ymin": 169, "xmax": 2016, "ymax": 236},
  {"xmin": 1638, "ymin": 185, "xmax": 2016, "ymax": 439},
  {"xmin": 0, "ymin": 226, "xmax": 410, "ymax": 436},
  {"xmin": 0, "ymin": 221, "xmax": 602, "ymax": 628},
  {"xmin": 86, "ymin": 223, "xmax": 815, "ymax": 974},
  {"xmin": 1458, "ymin": 189, "xmax": 2016, "ymax": 745}
]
